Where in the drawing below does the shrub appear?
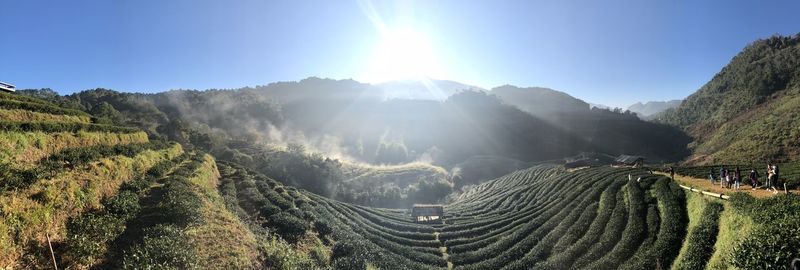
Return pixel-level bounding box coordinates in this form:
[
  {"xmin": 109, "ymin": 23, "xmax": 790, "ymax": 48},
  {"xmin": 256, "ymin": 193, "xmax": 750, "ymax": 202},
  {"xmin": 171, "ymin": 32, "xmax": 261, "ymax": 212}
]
[
  {"xmin": 677, "ymin": 202, "xmax": 723, "ymax": 270},
  {"xmin": 65, "ymin": 212, "xmax": 126, "ymax": 265},
  {"xmin": 102, "ymin": 190, "xmax": 141, "ymax": 219},
  {"xmin": 269, "ymin": 212, "xmax": 309, "ymax": 243},
  {"xmin": 159, "ymin": 177, "xmax": 204, "ymax": 226},
  {"xmin": 121, "ymin": 224, "xmax": 198, "ymax": 270}
]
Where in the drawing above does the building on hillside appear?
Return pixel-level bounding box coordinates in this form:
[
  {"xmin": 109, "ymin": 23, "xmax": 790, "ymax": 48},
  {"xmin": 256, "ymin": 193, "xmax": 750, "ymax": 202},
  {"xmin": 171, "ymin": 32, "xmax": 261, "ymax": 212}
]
[
  {"xmin": 0, "ymin": 82, "xmax": 15, "ymax": 93},
  {"xmin": 411, "ymin": 204, "xmax": 444, "ymax": 223},
  {"xmin": 615, "ymin": 155, "xmax": 644, "ymax": 167}
]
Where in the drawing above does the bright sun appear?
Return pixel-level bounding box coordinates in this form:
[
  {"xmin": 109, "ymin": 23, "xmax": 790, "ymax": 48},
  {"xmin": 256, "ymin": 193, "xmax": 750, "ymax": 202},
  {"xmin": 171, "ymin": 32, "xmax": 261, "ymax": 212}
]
[{"xmin": 361, "ymin": 29, "xmax": 445, "ymax": 83}]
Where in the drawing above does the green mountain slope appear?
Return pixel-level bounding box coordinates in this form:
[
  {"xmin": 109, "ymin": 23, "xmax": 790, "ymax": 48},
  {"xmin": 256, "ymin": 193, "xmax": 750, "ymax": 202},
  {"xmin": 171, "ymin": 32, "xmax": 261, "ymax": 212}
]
[{"xmin": 657, "ymin": 34, "xmax": 800, "ymax": 164}]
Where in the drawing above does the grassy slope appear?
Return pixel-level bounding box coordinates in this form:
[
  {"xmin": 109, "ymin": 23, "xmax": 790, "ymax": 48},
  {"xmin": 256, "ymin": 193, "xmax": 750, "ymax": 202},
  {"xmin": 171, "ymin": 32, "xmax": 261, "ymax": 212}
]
[
  {"xmin": 657, "ymin": 34, "xmax": 800, "ymax": 165},
  {"xmin": 0, "ymin": 143, "xmax": 183, "ymax": 266},
  {"xmin": 185, "ymin": 154, "xmax": 262, "ymax": 269},
  {"xmin": 0, "ymin": 108, "xmax": 91, "ymax": 123},
  {"xmin": 690, "ymin": 87, "xmax": 800, "ymax": 164},
  {"xmin": 0, "ymin": 131, "xmax": 149, "ymax": 166}
]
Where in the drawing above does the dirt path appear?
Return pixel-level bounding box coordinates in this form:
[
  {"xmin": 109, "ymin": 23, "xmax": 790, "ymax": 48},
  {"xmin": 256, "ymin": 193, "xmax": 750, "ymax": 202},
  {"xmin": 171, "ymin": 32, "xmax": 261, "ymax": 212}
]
[
  {"xmin": 434, "ymin": 232, "xmax": 453, "ymax": 270},
  {"xmin": 655, "ymin": 172, "xmax": 782, "ymax": 198}
]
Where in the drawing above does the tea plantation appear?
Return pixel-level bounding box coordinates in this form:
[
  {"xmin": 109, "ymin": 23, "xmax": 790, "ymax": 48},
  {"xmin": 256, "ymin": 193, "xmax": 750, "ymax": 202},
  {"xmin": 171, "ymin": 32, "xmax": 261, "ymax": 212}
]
[{"xmin": 2, "ymin": 91, "xmax": 798, "ymax": 269}]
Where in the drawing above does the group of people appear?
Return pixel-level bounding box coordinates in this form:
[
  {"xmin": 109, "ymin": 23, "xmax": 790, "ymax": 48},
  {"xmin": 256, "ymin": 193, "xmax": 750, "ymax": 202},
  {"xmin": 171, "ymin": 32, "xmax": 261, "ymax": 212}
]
[{"xmin": 709, "ymin": 164, "xmax": 780, "ymax": 193}]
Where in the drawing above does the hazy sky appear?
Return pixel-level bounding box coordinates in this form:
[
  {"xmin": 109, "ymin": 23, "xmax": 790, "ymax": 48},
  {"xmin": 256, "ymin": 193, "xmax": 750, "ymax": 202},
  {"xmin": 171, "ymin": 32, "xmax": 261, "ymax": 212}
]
[{"xmin": 1, "ymin": 0, "xmax": 799, "ymax": 107}]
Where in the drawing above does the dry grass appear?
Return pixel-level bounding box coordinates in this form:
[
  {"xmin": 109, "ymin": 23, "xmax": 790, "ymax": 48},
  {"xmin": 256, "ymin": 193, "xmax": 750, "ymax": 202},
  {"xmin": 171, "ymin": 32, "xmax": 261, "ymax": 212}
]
[
  {"xmin": 0, "ymin": 131, "xmax": 149, "ymax": 166},
  {"xmin": 0, "ymin": 144, "xmax": 183, "ymax": 267},
  {"xmin": 0, "ymin": 108, "xmax": 91, "ymax": 124}
]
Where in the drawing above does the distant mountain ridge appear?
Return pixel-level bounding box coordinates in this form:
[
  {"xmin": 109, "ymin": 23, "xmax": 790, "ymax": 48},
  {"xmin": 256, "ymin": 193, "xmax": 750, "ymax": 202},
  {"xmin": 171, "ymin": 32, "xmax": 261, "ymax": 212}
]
[
  {"xmin": 628, "ymin": 100, "xmax": 682, "ymax": 119},
  {"xmin": 374, "ymin": 79, "xmax": 483, "ymax": 100}
]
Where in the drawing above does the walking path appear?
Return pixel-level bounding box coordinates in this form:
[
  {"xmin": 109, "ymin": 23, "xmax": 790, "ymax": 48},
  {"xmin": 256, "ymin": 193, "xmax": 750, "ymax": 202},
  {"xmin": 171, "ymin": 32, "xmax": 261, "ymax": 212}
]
[{"xmin": 655, "ymin": 172, "xmax": 781, "ymax": 198}]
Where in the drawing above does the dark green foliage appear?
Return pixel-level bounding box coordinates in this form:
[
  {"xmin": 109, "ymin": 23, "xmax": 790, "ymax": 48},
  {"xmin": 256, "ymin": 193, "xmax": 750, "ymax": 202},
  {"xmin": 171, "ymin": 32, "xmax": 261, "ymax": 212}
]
[
  {"xmin": 121, "ymin": 224, "xmax": 198, "ymax": 270},
  {"xmin": 65, "ymin": 212, "xmax": 126, "ymax": 265},
  {"xmin": 0, "ymin": 121, "xmax": 139, "ymax": 133},
  {"xmin": 0, "ymin": 163, "xmax": 42, "ymax": 193},
  {"xmin": 331, "ymin": 241, "xmax": 370, "ymax": 269},
  {"xmin": 89, "ymin": 101, "xmax": 125, "ymax": 125},
  {"xmin": 678, "ymin": 202, "xmax": 723, "ymax": 270},
  {"xmin": 314, "ymin": 219, "xmax": 333, "ymax": 237},
  {"xmin": 259, "ymin": 204, "xmax": 281, "ymax": 217},
  {"xmin": 103, "ymin": 190, "xmax": 141, "ymax": 219},
  {"xmin": 729, "ymin": 193, "xmax": 800, "ymax": 269},
  {"xmin": 269, "ymin": 212, "xmax": 310, "ymax": 243},
  {"xmin": 159, "ymin": 176, "xmax": 204, "ymax": 226},
  {"xmin": 0, "ymin": 97, "xmax": 88, "ymax": 116}
]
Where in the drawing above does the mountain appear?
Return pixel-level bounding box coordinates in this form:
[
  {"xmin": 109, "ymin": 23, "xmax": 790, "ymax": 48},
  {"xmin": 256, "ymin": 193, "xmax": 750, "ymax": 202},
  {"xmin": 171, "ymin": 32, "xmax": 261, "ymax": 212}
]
[
  {"xmin": 588, "ymin": 102, "xmax": 612, "ymax": 110},
  {"xmin": 374, "ymin": 79, "xmax": 483, "ymax": 100},
  {"xmin": 490, "ymin": 85, "xmax": 691, "ymax": 162},
  {"xmin": 490, "ymin": 85, "xmax": 592, "ymax": 116},
  {"xmin": 657, "ymin": 34, "xmax": 800, "ymax": 164},
  {"xmin": 627, "ymin": 100, "xmax": 682, "ymax": 119}
]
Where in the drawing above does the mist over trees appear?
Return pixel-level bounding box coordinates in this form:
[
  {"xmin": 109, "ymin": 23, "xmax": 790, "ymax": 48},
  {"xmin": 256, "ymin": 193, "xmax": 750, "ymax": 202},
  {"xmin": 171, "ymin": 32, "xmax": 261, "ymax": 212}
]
[{"xmin": 18, "ymin": 77, "xmax": 691, "ymax": 206}]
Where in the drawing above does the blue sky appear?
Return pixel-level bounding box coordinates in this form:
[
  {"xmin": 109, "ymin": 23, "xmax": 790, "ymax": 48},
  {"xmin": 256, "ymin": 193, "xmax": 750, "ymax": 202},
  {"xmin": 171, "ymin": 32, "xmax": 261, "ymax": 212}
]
[{"xmin": 1, "ymin": 0, "xmax": 799, "ymax": 107}]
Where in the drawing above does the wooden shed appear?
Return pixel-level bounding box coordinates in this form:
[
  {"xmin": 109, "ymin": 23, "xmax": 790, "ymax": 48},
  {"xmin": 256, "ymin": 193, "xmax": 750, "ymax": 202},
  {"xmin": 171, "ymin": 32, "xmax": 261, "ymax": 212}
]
[{"xmin": 411, "ymin": 204, "xmax": 444, "ymax": 223}]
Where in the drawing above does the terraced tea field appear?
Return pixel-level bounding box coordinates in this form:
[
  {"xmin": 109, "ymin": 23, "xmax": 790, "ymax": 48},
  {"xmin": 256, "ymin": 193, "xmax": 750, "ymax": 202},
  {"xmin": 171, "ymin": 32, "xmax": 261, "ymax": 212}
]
[
  {"xmin": 216, "ymin": 163, "xmax": 713, "ymax": 269},
  {"xmin": 3, "ymin": 91, "xmax": 798, "ymax": 269},
  {"xmin": 0, "ymin": 92, "xmax": 185, "ymax": 267},
  {"xmin": 218, "ymin": 161, "xmax": 799, "ymax": 269}
]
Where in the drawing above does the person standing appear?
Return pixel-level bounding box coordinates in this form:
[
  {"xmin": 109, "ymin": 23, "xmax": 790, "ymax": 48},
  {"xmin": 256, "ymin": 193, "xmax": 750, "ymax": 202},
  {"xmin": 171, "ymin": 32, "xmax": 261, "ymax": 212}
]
[
  {"xmin": 669, "ymin": 166, "xmax": 675, "ymax": 181},
  {"xmin": 720, "ymin": 167, "xmax": 727, "ymax": 188},
  {"xmin": 766, "ymin": 164, "xmax": 774, "ymax": 191},
  {"xmin": 734, "ymin": 167, "xmax": 741, "ymax": 190},
  {"xmin": 749, "ymin": 169, "xmax": 759, "ymax": 190},
  {"xmin": 724, "ymin": 168, "xmax": 731, "ymax": 189},
  {"xmin": 772, "ymin": 164, "xmax": 780, "ymax": 193},
  {"xmin": 709, "ymin": 168, "xmax": 716, "ymax": 184}
]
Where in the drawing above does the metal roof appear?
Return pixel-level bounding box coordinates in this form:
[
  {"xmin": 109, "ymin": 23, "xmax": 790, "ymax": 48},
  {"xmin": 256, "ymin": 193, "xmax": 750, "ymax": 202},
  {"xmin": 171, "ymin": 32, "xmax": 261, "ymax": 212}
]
[
  {"xmin": 615, "ymin": 155, "xmax": 644, "ymax": 164},
  {"xmin": 411, "ymin": 204, "xmax": 444, "ymax": 216}
]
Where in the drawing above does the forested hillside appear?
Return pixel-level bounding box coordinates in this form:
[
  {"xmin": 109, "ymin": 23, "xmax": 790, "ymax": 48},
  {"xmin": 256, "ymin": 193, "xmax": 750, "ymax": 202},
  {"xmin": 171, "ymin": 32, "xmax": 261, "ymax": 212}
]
[
  {"xmin": 491, "ymin": 85, "xmax": 691, "ymax": 161},
  {"xmin": 658, "ymin": 34, "xmax": 800, "ymax": 164},
  {"xmin": 18, "ymin": 79, "xmax": 690, "ymax": 207}
]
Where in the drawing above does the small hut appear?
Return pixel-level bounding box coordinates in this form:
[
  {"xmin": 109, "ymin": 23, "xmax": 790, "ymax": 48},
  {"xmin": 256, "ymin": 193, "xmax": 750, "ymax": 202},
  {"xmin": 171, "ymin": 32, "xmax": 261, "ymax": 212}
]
[
  {"xmin": 411, "ymin": 204, "xmax": 444, "ymax": 223},
  {"xmin": 615, "ymin": 155, "xmax": 644, "ymax": 167}
]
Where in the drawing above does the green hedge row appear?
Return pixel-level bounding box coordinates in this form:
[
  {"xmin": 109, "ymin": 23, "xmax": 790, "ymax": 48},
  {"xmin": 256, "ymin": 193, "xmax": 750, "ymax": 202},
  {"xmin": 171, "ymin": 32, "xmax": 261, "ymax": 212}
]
[
  {"xmin": 0, "ymin": 121, "xmax": 138, "ymax": 133},
  {"xmin": 61, "ymin": 154, "xmax": 188, "ymax": 268},
  {"xmin": 0, "ymin": 98, "xmax": 88, "ymax": 116},
  {"xmin": 0, "ymin": 142, "xmax": 170, "ymax": 192}
]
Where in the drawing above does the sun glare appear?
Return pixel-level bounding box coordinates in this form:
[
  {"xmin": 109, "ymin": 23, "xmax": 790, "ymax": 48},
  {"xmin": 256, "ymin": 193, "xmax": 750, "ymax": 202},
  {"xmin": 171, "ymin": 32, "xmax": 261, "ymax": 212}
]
[{"xmin": 361, "ymin": 29, "xmax": 445, "ymax": 83}]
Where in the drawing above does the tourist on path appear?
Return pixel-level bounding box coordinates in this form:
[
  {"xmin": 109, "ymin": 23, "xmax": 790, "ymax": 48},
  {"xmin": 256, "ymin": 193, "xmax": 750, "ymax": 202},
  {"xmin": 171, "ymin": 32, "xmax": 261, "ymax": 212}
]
[{"xmin": 749, "ymin": 169, "xmax": 759, "ymax": 190}]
